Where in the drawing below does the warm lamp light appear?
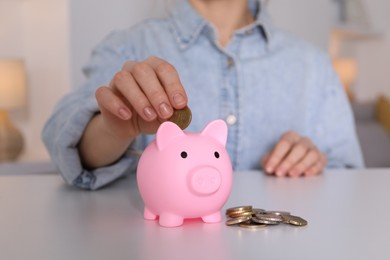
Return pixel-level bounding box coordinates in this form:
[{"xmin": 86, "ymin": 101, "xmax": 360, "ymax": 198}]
[
  {"xmin": 333, "ymin": 58, "xmax": 357, "ymax": 101},
  {"xmin": 0, "ymin": 59, "xmax": 27, "ymax": 162}
]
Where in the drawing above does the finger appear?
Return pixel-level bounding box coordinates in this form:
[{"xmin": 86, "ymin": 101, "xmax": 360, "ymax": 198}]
[
  {"xmin": 265, "ymin": 131, "xmax": 300, "ymax": 175},
  {"xmin": 144, "ymin": 56, "xmax": 188, "ymax": 109},
  {"xmin": 260, "ymin": 152, "xmax": 272, "ymax": 175},
  {"xmin": 304, "ymin": 153, "xmax": 326, "ymax": 176},
  {"xmin": 95, "ymin": 86, "xmax": 132, "ymax": 120},
  {"xmin": 276, "ymin": 137, "xmax": 312, "ymax": 176},
  {"xmin": 304, "ymin": 161, "xmax": 323, "ymax": 176},
  {"xmin": 109, "ymin": 71, "xmax": 157, "ymax": 121},
  {"xmin": 288, "ymin": 147, "xmax": 320, "ymax": 177},
  {"xmin": 129, "ymin": 60, "xmax": 173, "ymax": 119}
]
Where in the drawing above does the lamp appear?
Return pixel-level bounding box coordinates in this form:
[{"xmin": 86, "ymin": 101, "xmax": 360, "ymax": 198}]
[
  {"xmin": 333, "ymin": 58, "xmax": 357, "ymax": 102},
  {"xmin": 0, "ymin": 59, "xmax": 26, "ymax": 162}
]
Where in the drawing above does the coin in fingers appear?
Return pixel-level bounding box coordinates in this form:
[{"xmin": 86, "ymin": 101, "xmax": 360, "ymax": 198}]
[{"xmin": 168, "ymin": 106, "xmax": 192, "ymax": 129}]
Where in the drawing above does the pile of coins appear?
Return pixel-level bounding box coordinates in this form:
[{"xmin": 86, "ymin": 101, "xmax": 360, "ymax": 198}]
[{"xmin": 225, "ymin": 205, "xmax": 308, "ymax": 229}]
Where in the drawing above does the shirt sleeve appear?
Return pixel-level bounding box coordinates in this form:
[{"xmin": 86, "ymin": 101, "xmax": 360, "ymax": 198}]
[
  {"xmin": 315, "ymin": 54, "xmax": 365, "ymax": 169},
  {"xmin": 42, "ymin": 30, "xmax": 141, "ymax": 190}
]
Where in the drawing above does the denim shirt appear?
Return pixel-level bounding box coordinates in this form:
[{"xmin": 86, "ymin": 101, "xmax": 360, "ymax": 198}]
[{"xmin": 42, "ymin": 0, "xmax": 364, "ymax": 189}]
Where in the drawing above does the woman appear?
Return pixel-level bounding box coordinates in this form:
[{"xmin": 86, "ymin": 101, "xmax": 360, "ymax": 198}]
[{"xmin": 42, "ymin": 0, "xmax": 363, "ymax": 189}]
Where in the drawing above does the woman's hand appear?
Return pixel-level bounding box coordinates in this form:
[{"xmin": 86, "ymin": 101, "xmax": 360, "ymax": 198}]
[
  {"xmin": 95, "ymin": 56, "xmax": 188, "ymax": 139},
  {"xmin": 79, "ymin": 56, "xmax": 187, "ymax": 169},
  {"xmin": 260, "ymin": 131, "xmax": 327, "ymax": 177}
]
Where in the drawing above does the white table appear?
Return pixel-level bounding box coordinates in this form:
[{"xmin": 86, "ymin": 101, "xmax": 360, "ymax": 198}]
[{"xmin": 0, "ymin": 168, "xmax": 389, "ymax": 260}]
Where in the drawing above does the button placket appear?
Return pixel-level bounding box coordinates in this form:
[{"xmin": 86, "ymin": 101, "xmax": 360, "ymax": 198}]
[{"xmin": 227, "ymin": 57, "xmax": 234, "ymax": 69}]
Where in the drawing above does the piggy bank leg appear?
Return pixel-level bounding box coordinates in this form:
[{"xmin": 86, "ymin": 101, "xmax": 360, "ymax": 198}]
[
  {"xmin": 202, "ymin": 211, "xmax": 222, "ymax": 223},
  {"xmin": 159, "ymin": 213, "xmax": 184, "ymax": 227},
  {"xmin": 144, "ymin": 207, "xmax": 157, "ymax": 220}
]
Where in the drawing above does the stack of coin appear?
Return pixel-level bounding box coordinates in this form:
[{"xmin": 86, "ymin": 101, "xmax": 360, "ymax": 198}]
[{"xmin": 225, "ymin": 205, "xmax": 307, "ymax": 229}]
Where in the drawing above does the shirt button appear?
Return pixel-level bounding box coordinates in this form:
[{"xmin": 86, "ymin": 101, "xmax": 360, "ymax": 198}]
[
  {"xmin": 227, "ymin": 57, "xmax": 234, "ymax": 69},
  {"xmin": 226, "ymin": 114, "xmax": 237, "ymax": 125}
]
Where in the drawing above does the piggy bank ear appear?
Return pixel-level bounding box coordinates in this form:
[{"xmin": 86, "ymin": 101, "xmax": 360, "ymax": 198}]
[
  {"xmin": 200, "ymin": 120, "xmax": 228, "ymax": 147},
  {"xmin": 156, "ymin": 121, "xmax": 185, "ymax": 151}
]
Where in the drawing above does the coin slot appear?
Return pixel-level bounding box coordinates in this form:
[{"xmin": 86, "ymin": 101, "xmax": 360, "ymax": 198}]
[{"xmin": 181, "ymin": 151, "xmax": 187, "ymax": 158}]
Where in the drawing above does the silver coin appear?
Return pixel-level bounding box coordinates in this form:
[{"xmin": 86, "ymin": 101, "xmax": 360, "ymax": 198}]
[
  {"xmin": 255, "ymin": 213, "xmax": 283, "ymax": 222},
  {"xmin": 251, "ymin": 217, "xmax": 280, "ymax": 225}
]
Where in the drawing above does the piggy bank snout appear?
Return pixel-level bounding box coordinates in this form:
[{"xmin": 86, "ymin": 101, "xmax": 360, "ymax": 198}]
[{"xmin": 188, "ymin": 167, "xmax": 222, "ymax": 195}]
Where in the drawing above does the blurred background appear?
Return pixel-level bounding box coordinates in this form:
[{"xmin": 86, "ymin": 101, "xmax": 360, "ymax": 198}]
[{"xmin": 0, "ymin": 0, "xmax": 389, "ymax": 170}]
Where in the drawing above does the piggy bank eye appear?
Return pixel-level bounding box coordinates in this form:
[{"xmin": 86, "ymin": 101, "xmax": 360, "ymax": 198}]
[
  {"xmin": 214, "ymin": 151, "xmax": 220, "ymax": 159},
  {"xmin": 181, "ymin": 151, "xmax": 188, "ymax": 159}
]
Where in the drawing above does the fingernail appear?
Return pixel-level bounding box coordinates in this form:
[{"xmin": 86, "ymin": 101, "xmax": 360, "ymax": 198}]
[
  {"xmin": 159, "ymin": 102, "xmax": 173, "ymax": 118},
  {"xmin": 143, "ymin": 106, "xmax": 157, "ymax": 120},
  {"xmin": 266, "ymin": 165, "xmax": 274, "ymax": 173},
  {"xmin": 118, "ymin": 108, "xmax": 131, "ymax": 120},
  {"xmin": 276, "ymin": 168, "xmax": 285, "ymax": 176},
  {"xmin": 173, "ymin": 93, "xmax": 185, "ymax": 106}
]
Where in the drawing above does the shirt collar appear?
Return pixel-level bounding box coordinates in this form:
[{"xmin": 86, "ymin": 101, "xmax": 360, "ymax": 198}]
[{"xmin": 170, "ymin": 0, "xmax": 275, "ymax": 50}]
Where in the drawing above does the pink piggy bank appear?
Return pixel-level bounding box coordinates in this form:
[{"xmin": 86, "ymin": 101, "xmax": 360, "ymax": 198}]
[{"xmin": 136, "ymin": 120, "xmax": 233, "ymax": 227}]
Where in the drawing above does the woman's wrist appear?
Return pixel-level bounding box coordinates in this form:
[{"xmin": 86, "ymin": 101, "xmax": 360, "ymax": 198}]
[{"xmin": 79, "ymin": 113, "xmax": 135, "ymax": 169}]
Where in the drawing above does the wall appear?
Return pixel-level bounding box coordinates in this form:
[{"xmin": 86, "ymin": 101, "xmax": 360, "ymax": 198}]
[
  {"xmin": 354, "ymin": 0, "xmax": 390, "ymax": 102},
  {"xmin": 0, "ymin": 0, "xmax": 71, "ymax": 162},
  {"xmin": 269, "ymin": 0, "xmax": 390, "ymax": 102},
  {"xmin": 267, "ymin": 0, "xmax": 334, "ymax": 51},
  {"xmin": 0, "ymin": 0, "xmax": 165, "ymax": 162},
  {"xmin": 69, "ymin": 0, "xmax": 167, "ymax": 89},
  {"xmin": 0, "ymin": 1, "xmax": 24, "ymax": 57}
]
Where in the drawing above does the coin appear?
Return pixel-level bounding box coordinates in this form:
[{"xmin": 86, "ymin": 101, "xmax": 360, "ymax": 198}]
[
  {"xmin": 282, "ymin": 215, "xmax": 308, "ymax": 226},
  {"xmin": 225, "ymin": 215, "xmax": 252, "ymax": 226},
  {"xmin": 226, "ymin": 206, "xmax": 253, "ymax": 214},
  {"xmin": 265, "ymin": 211, "xmax": 291, "ymax": 216},
  {"xmin": 252, "ymin": 208, "xmax": 266, "ymax": 214},
  {"xmin": 168, "ymin": 106, "xmax": 192, "ymax": 129},
  {"xmin": 239, "ymin": 222, "xmax": 267, "ymax": 229},
  {"xmin": 228, "ymin": 211, "xmax": 253, "ymax": 218},
  {"xmin": 254, "ymin": 214, "xmax": 283, "ymax": 223},
  {"xmin": 251, "ymin": 217, "xmax": 280, "ymax": 225}
]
